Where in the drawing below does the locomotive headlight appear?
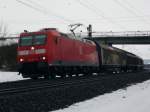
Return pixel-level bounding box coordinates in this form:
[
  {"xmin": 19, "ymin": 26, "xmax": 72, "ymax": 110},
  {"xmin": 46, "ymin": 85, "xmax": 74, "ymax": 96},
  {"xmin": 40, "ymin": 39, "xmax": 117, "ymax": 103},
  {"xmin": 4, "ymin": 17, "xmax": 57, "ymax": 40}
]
[
  {"xmin": 31, "ymin": 46, "xmax": 35, "ymax": 50},
  {"xmin": 42, "ymin": 56, "xmax": 46, "ymax": 60},
  {"xmin": 20, "ymin": 58, "xmax": 24, "ymax": 62}
]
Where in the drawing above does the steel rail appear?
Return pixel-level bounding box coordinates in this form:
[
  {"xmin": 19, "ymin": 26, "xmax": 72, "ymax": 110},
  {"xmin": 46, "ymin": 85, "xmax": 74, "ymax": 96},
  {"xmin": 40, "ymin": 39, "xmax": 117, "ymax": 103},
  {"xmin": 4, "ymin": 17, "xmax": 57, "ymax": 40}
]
[
  {"xmin": 0, "ymin": 69, "xmax": 149, "ymax": 97},
  {"xmin": 0, "ymin": 75, "xmax": 106, "ymax": 96}
]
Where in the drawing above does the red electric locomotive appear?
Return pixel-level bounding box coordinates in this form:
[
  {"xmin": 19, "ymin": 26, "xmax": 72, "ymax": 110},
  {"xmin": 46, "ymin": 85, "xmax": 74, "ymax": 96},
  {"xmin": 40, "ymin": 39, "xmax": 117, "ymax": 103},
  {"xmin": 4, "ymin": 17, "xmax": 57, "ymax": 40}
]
[
  {"xmin": 17, "ymin": 28, "xmax": 99, "ymax": 79},
  {"xmin": 17, "ymin": 28, "xmax": 143, "ymax": 79}
]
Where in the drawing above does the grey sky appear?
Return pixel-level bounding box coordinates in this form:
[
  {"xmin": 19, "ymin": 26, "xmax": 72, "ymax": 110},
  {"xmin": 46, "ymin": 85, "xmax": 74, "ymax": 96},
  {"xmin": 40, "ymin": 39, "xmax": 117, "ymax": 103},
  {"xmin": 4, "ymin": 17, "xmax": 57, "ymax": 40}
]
[
  {"xmin": 1, "ymin": 0, "xmax": 150, "ymax": 34},
  {"xmin": 0, "ymin": 0, "xmax": 150, "ymax": 59}
]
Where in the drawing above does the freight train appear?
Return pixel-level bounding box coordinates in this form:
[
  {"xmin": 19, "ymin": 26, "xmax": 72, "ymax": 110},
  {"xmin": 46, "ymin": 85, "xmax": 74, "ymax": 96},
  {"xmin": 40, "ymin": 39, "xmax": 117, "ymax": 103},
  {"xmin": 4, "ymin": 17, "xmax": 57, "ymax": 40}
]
[{"xmin": 17, "ymin": 28, "xmax": 143, "ymax": 79}]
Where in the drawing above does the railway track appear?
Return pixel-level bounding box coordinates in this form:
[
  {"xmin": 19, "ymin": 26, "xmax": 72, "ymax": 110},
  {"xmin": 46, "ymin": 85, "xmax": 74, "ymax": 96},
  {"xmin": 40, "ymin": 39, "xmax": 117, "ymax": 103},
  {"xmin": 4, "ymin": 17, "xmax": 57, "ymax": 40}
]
[
  {"xmin": 0, "ymin": 70, "xmax": 150, "ymax": 112},
  {"xmin": 0, "ymin": 76, "xmax": 104, "ymax": 96},
  {"xmin": 0, "ymin": 69, "xmax": 149, "ymax": 97}
]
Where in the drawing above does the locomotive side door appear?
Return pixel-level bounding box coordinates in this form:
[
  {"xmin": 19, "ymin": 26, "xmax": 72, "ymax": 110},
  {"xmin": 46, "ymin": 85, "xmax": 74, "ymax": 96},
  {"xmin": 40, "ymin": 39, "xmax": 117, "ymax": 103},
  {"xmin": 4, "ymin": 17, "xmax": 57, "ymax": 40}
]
[{"xmin": 53, "ymin": 36, "xmax": 63, "ymax": 65}]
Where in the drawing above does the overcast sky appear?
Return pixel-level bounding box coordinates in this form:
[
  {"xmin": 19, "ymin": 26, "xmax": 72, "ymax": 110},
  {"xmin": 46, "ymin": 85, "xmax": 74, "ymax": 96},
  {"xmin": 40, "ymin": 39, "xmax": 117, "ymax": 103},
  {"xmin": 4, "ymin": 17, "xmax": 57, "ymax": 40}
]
[{"xmin": 0, "ymin": 0, "xmax": 150, "ymax": 59}]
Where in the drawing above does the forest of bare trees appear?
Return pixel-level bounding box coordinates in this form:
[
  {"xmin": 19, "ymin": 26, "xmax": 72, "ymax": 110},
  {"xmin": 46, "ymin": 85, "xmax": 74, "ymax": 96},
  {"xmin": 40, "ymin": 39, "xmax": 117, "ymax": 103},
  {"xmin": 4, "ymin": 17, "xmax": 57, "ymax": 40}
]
[{"xmin": 0, "ymin": 21, "xmax": 17, "ymax": 71}]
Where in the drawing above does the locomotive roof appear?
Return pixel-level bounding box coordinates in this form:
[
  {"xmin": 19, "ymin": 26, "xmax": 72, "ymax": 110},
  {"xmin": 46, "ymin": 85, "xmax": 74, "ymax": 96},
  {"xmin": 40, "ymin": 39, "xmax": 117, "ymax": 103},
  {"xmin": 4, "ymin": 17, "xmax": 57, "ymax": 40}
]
[
  {"xmin": 20, "ymin": 28, "xmax": 58, "ymax": 35},
  {"xmin": 20, "ymin": 28, "xmax": 95, "ymax": 45}
]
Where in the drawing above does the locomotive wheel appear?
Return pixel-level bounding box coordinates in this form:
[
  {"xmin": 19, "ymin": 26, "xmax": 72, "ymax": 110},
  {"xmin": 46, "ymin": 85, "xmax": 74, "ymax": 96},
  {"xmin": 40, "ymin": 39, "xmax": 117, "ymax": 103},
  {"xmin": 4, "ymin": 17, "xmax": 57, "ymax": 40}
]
[
  {"xmin": 50, "ymin": 73, "xmax": 56, "ymax": 79},
  {"xmin": 85, "ymin": 72, "xmax": 91, "ymax": 77},
  {"xmin": 61, "ymin": 74, "xmax": 66, "ymax": 78},
  {"xmin": 44, "ymin": 74, "xmax": 50, "ymax": 79},
  {"xmin": 75, "ymin": 74, "xmax": 79, "ymax": 76},
  {"xmin": 30, "ymin": 76, "xmax": 38, "ymax": 80},
  {"xmin": 67, "ymin": 74, "xmax": 73, "ymax": 77}
]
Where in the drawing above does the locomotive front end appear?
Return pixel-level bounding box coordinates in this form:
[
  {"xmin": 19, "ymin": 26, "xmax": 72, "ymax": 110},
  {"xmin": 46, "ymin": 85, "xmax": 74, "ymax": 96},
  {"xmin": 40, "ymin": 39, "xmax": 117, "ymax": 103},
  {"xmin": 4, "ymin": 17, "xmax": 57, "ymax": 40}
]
[{"xmin": 17, "ymin": 32, "xmax": 49, "ymax": 78}]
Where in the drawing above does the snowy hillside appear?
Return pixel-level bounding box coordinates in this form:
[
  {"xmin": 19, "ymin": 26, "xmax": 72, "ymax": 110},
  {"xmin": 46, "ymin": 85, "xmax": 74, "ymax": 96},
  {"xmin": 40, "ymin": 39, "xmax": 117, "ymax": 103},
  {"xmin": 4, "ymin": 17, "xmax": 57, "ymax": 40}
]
[{"xmin": 53, "ymin": 79, "xmax": 150, "ymax": 112}]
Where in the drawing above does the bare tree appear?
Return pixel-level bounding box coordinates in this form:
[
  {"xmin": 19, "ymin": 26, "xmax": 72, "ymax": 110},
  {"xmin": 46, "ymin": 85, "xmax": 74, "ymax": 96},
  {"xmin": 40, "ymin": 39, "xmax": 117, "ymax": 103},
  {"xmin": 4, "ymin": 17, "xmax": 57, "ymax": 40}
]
[
  {"xmin": 0, "ymin": 21, "xmax": 8, "ymax": 38},
  {"xmin": 0, "ymin": 21, "xmax": 10, "ymax": 46}
]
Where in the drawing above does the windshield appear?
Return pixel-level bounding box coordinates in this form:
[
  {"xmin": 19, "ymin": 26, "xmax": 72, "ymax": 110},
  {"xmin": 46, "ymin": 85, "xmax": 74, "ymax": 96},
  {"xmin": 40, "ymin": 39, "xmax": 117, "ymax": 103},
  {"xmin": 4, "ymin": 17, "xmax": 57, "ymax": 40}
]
[
  {"xmin": 20, "ymin": 35, "xmax": 46, "ymax": 46},
  {"xmin": 20, "ymin": 36, "xmax": 32, "ymax": 46}
]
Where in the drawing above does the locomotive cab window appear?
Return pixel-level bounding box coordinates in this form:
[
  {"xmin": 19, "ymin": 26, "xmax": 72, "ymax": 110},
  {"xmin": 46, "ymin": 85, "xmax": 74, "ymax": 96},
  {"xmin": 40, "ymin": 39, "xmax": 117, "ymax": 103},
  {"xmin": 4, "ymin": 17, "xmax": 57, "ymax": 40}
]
[
  {"xmin": 20, "ymin": 36, "xmax": 32, "ymax": 46},
  {"xmin": 20, "ymin": 35, "xmax": 46, "ymax": 46},
  {"xmin": 34, "ymin": 35, "xmax": 46, "ymax": 45}
]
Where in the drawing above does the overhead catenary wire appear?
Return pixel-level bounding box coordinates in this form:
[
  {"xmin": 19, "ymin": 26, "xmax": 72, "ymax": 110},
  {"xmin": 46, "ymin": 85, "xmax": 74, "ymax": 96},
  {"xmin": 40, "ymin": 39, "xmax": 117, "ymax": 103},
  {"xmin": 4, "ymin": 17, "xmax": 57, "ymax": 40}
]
[
  {"xmin": 6, "ymin": 0, "xmax": 150, "ymax": 32},
  {"xmin": 122, "ymin": 0, "xmax": 146, "ymax": 16},
  {"xmin": 24, "ymin": 0, "xmax": 89, "ymax": 32},
  {"xmin": 75, "ymin": 0, "xmax": 127, "ymax": 30},
  {"xmin": 121, "ymin": 0, "xmax": 150, "ymax": 25},
  {"xmin": 5, "ymin": 17, "xmax": 150, "ymax": 28},
  {"xmin": 112, "ymin": 0, "xmax": 150, "ymax": 26},
  {"xmin": 14, "ymin": 0, "xmax": 150, "ymax": 25},
  {"xmin": 15, "ymin": 0, "xmax": 75, "ymax": 24},
  {"xmin": 23, "ymin": 0, "xmax": 150, "ymax": 21},
  {"xmin": 85, "ymin": 0, "xmax": 140, "ymax": 25}
]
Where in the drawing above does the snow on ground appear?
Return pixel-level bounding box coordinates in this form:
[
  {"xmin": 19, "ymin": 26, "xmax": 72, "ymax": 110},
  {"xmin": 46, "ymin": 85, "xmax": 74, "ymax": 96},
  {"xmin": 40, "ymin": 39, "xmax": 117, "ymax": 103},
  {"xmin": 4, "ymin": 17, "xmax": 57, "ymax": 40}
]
[
  {"xmin": 0, "ymin": 71, "xmax": 25, "ymax": 83},
  {"xmin": 53, "ymin": 80, "xmax": 150, "ymax": 112}
]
